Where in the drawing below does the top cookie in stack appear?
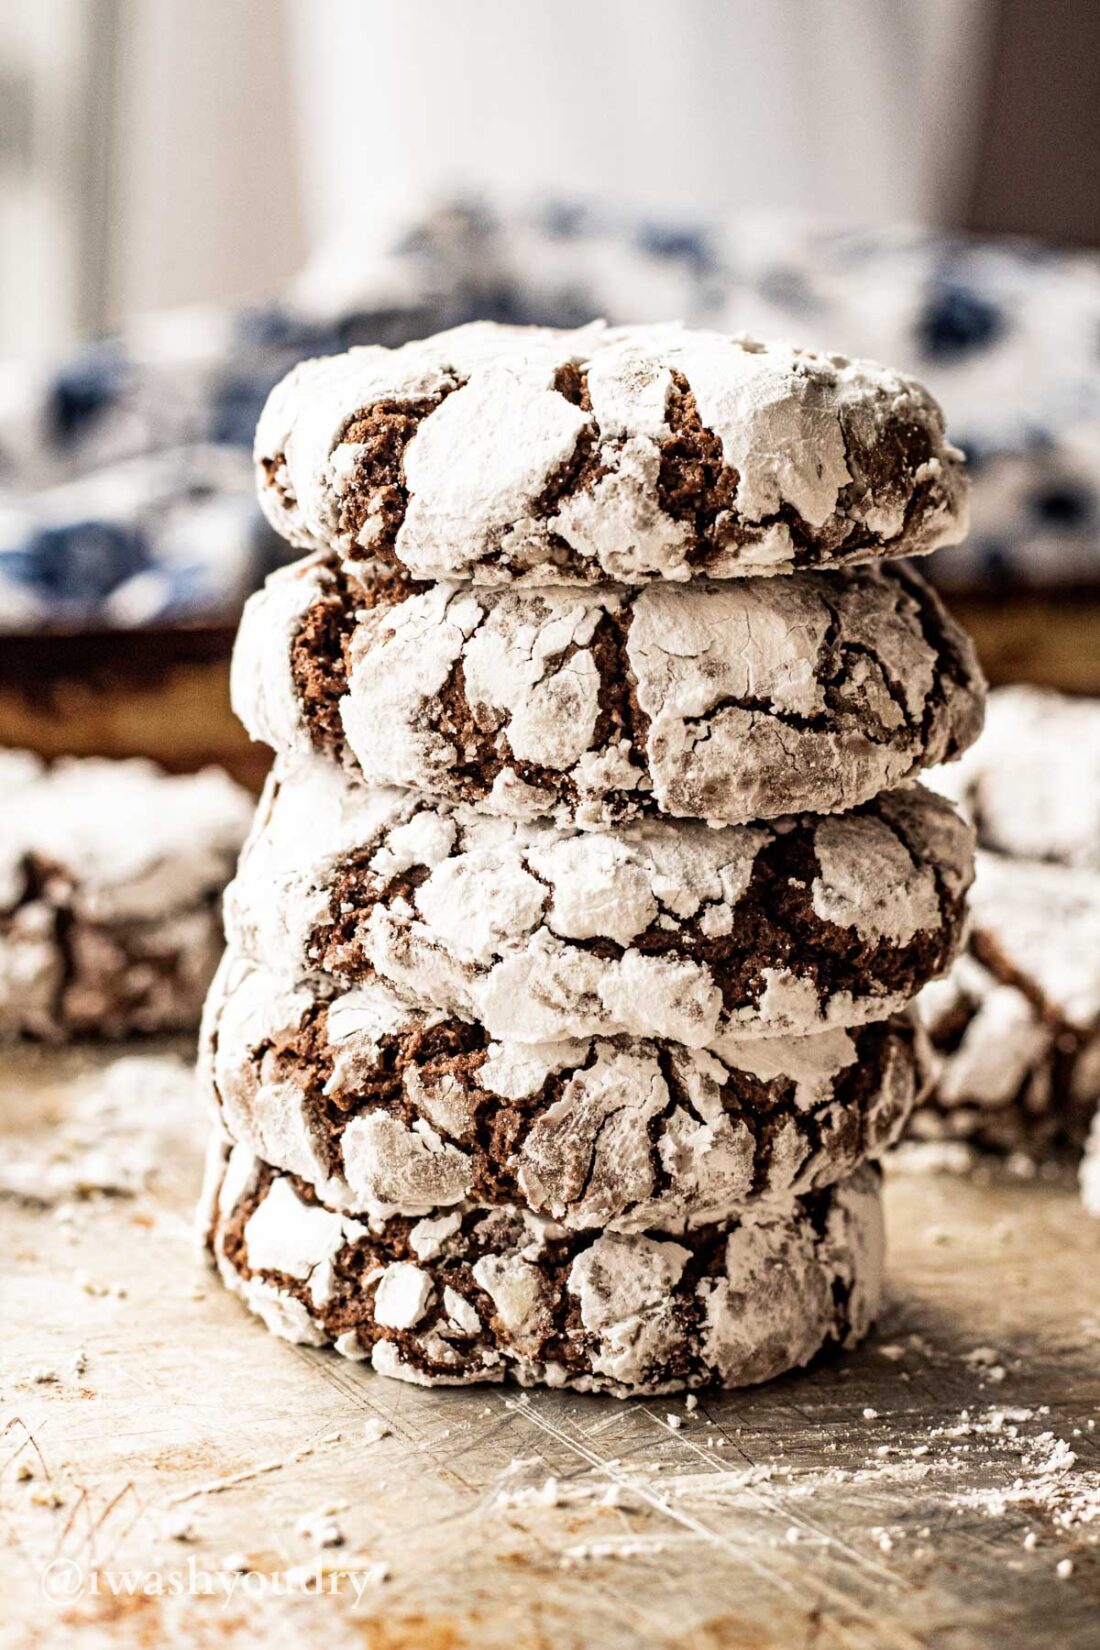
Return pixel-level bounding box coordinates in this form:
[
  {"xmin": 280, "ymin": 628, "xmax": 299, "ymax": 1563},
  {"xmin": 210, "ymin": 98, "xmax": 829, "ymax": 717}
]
[
  {"xmin": 254, "ymin": 321, "xmax": 968, "ymax": 586},
  {"xmin": 202, "ymin": 322, "xmax": 983, "ymax": 1397}
]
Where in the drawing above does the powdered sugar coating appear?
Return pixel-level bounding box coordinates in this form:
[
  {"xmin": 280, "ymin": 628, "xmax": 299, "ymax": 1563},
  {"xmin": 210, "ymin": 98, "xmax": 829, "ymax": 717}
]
[
  {"xmin": 255, "ymin": 320, "xmax": 968, "ymax": 586},
  {"xmin": 234, "ymin": 554, "xmax": 984, "ymax": 829},
  {"xmin": 966, "ymin": 853, "xmax": 1100, "ymax": 1034},
  {"xmin": 224, "ymin": 755, "xmax": 973, "ymax": 1044},
  {"xmin": 914, "ymin": 955, "xmax": 1063, "ymax": 1156},
  {"xmin": 0, "ymin": 752, "xmax": 253, "ymax": 1039},
  {"xmin": 919, "ymin": 697, "xmax": 1100, "ymax": 1163},
  {"xmin": 200, "ymin": 949, "xmax": 923, "ymax": 1231},
  {"xmin": 204, "ymin": 1138, "xmax": 884, "ymax": 1395}
]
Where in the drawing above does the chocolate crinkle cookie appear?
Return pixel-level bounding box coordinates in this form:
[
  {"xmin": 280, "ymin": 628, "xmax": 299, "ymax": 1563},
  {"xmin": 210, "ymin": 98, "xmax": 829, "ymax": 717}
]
[
  {"xmin": 201, "ymin": 1134, "xmax": 884, "ymax": 1395},
  {"xmin": 912, "ymin": 852, "xmax": 1100, "ymax": 1158},
  {"xmin": 201, "ymin": 949, "xmax": 926, "ymax": 1233},
  {"xmin": 224, "ymin": 755, "xmax": 973, "ymax": 1045},
  {"xmin": 254, "ymin": 321, "xmax": 968, "ymax": 586},
  {"xmin": 0, "ymin": 751, "xmax": 253, "ymax": 1039},
  {"xmin": 233, "ymin": 553, "xmax": 984, "ymax": 830}
]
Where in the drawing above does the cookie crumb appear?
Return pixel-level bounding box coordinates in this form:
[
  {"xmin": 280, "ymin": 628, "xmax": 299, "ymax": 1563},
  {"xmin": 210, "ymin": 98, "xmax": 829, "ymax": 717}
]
[
  {"xmin": 161, "ymin": 1511, "xmax": 196, "ymax": 1543},
  {"xmin": 295, "ymin": 1504, "xmax": 347, "ymax": 1548}
]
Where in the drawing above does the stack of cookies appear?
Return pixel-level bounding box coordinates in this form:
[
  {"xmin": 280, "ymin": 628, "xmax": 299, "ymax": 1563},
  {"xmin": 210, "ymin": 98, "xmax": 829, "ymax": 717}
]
[{"xmin": 199, "ymin": 322, "xmax": 984, "ymax": 1395}]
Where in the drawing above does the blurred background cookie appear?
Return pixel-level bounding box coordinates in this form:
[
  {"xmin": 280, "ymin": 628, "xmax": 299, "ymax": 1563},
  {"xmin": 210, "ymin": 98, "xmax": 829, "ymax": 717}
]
[
  {"xmin": 913, "ymin": 687, "xmax": 1100, "ymax": 1184},
  {"xmin": 0, "ymin": 750, "xmax": 252, "ymax": 1039}
]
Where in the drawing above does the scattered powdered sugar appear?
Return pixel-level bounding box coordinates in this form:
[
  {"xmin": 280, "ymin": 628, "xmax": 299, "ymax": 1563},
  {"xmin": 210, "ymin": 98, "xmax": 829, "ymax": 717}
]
[
  {"xmin": 489, "ymin": 1459, "xmax": 626, "ymax": 1514},
  {"xmin": 939, "ymin": 1412, "xmax": 1100, "ymax": 1532},
  {"xmin": 0, "ymin": 1054, "xmax": 197, "ymax": 1205},
  {"xmin": 481, "ymin": 1380, "xmax": 1099, "ymax": 1566}
]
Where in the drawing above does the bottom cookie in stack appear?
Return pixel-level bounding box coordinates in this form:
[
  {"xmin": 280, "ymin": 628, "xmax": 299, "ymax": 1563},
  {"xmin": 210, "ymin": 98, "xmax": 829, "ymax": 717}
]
[{"xmin": 200, "ymin": 1134, "xmax": 884, "ymax": 1397}]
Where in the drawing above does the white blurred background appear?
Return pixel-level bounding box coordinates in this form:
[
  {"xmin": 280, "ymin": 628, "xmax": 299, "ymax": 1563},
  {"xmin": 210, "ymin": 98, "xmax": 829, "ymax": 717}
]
[{"xmin": 3, "ymin": 0, "xmax": 1096, "ymax": 360}]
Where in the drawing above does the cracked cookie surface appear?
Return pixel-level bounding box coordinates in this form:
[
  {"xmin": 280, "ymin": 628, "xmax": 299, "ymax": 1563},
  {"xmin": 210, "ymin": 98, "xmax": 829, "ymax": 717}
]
[
  {"xmin": 202, "ymin": 1134, "xmax": 884, "ymax": 1394},
  {"xmin": 0, "ymin": 752, "xmax": 252, "ymax": 1039},
  {"xmin": 224, "ymin": 755, "xmax": 973, "ymax": 1045},
  {"xmin": 255, "ymin": 320, "xmax": 968, "ymax": 586},
  {"xmin": 234, "ymin": 554, "xmax": 984, "ymax": 829},
  {"xmin": 202, "ymin": 949, "xmax": 924, "ymax": 1231}
]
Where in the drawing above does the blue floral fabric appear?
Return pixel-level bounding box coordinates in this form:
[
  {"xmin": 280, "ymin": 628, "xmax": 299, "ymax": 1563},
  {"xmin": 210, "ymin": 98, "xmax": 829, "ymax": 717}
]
[{"xmin": 2, "ymin": 199, "xmax": 1098, "ymax": 628}]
